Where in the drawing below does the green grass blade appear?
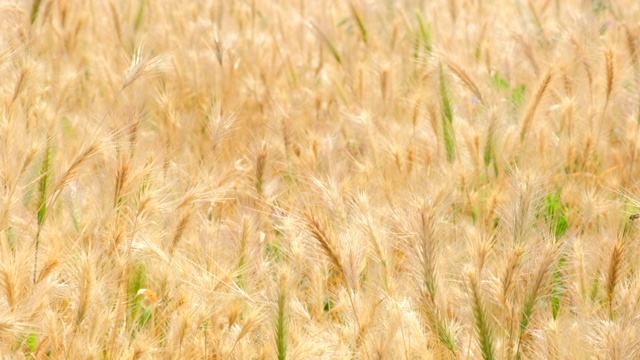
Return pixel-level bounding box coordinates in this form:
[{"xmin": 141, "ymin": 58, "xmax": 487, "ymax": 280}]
[
  {"xmin": 349, "ymin": 2, "xmax": 368, "ymax": 43},
  {"xmin": 551, "ymin": 255, "xmax": 567, "ymax": 319},
  {"xmin": 469, "ymin": 272, "xmax": 495, "ymax": 360},
  {"xmin": 439, "ymin": 64, "xmax": 456, "ymax": 163},
  {"xmin": 34, "ymin": 142, "xmax": 52, "ymax": 283},
  {"xmin": 30, "ymin": 0, "xmax": 43, "ymax": 24},
  {"xmin": 37, "ymin": 144, "xmax": 52, "ymax": 226},
  {"xmin": 134, "ymin": 0, "xmax": 148, "ymax": 31},
  {"xmin": 276, "ymin": 274, "xmax": 289, "ymax": 360},
  {"xmin": 414, "ymin": 13, "xmax": 432, "ymax": 58}
]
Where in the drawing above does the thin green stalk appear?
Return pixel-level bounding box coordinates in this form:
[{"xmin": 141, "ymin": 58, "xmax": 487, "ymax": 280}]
[
  {"xmin": 439, "ymin": 64, "xmax": 456, "ymax": 163},
  {"xmin": 469, "ymin": 272, "xmax": 495, "ymax": 360},
  {"xmin": 33, "ymin": 142, "xmax": 52, "ymax": 283},
  {"xmin": 30, "ymin": 0, "xmax": 43, "ymax": 24},
  {"xmin": 414, "ymin": 13, "xmax": 432, "ymax": 58},
  {"xmin": 275, "ymin": 274, "xmax": 289, "ymax": 360},
  {"xmin": 349, "ymin": 1, "xmax": 368, "ymax": 43}
]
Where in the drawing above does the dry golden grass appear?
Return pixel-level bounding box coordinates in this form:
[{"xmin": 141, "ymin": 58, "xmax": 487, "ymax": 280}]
[{"xmin": 2, "ymin": 0, "xmax": 640, "ymax": 358}]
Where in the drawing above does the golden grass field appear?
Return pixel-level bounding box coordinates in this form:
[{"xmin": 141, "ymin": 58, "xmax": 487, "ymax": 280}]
[{"xmin": 2, "ymin": 0, "xmax": 640, "ymax": 358}]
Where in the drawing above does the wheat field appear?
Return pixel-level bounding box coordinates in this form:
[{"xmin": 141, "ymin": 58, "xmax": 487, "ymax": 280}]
[{"xmin": 2, "ymin": 0, "xmax": 640, "ymax": 359}]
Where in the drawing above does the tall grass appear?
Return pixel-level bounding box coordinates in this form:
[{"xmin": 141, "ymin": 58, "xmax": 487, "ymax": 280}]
[{"xmin": 1, "ymin": 0, "xmax": 640, "ymax": 358}]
